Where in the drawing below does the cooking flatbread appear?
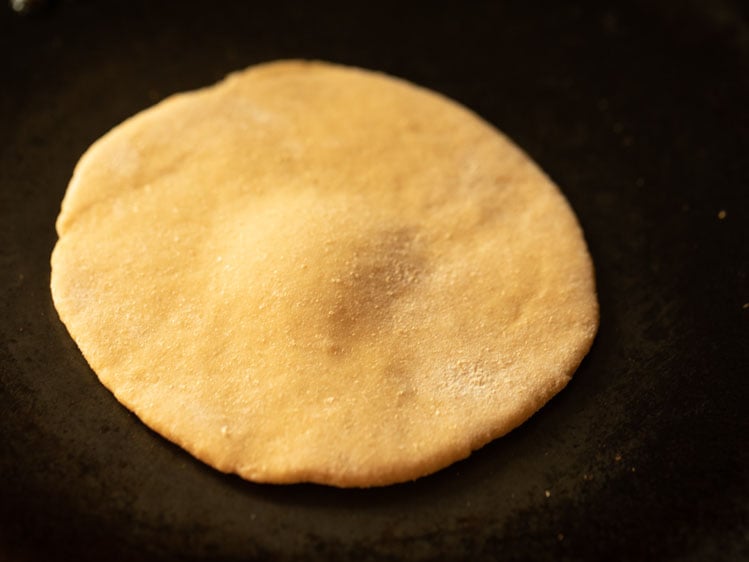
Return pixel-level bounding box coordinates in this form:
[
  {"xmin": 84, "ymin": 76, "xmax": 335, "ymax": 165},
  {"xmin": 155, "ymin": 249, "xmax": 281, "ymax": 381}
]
[{"xmin": 51, "ymin": 60, "xmax": 598, "ymax": 487}]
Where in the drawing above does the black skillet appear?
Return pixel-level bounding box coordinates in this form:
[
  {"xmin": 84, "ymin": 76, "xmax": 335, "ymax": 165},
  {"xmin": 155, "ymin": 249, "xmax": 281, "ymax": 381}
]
[{"xmin": 1, "ymin": 1, "xmax": 747, "ymax": 560}]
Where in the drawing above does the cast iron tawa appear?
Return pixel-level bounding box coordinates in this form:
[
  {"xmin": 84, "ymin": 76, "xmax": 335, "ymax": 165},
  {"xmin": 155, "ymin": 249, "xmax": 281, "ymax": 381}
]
[{"xmin": 1, "ymin": 1, "xmax": 747, "ymax": 560}]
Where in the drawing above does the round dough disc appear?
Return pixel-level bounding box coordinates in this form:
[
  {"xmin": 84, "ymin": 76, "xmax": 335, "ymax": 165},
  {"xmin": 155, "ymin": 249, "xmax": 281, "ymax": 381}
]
[{"xmin": 51, "ymin": 60, "xmax": 598, "ymax": 487}]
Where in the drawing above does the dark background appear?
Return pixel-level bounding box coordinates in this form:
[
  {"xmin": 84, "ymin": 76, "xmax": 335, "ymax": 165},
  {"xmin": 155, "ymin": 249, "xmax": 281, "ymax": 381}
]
[{"xmin": 1, "ymin": 1, "xmax": 747, "ymax": 560}]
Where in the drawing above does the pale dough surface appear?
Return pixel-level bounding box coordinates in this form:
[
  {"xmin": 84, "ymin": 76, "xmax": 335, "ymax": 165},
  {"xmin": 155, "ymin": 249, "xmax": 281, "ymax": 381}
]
[{"xmin": 51, "ymin": 60, "xmax": 599, "ymax": 487}]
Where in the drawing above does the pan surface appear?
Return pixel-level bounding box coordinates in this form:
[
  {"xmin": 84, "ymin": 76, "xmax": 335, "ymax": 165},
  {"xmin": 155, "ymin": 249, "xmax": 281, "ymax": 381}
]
[{"xmin": 1, "ymin": 1, "xmax": 747, "ymax": 560}]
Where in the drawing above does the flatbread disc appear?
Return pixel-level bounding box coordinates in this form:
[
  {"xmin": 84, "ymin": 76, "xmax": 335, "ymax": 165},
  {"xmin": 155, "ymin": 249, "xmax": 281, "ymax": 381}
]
[{"xmin": 51, "ymin": 60, "xmax": 598, "ymax": 487}]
